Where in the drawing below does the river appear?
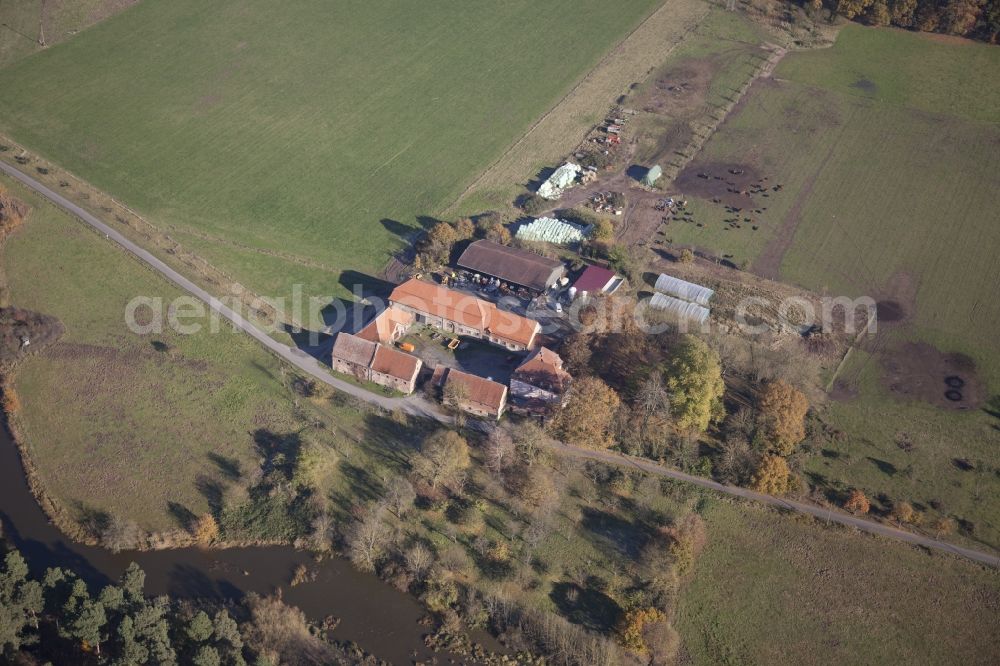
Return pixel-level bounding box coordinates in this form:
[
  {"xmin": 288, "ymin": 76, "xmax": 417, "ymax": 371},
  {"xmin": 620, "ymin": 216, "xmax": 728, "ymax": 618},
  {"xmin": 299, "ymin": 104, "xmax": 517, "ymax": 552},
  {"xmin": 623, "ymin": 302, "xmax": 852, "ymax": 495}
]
[{"xmin": 0, "ymin": 426, "xmax": 450, "ymax": 664}]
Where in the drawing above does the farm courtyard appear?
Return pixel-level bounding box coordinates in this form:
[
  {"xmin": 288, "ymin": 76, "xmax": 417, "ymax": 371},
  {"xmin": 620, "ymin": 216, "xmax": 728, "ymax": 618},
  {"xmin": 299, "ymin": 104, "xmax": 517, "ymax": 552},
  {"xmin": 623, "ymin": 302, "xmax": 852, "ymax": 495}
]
[{"xmin": 0, "ymin": 0, "xmax": 666, "ymax": 301}]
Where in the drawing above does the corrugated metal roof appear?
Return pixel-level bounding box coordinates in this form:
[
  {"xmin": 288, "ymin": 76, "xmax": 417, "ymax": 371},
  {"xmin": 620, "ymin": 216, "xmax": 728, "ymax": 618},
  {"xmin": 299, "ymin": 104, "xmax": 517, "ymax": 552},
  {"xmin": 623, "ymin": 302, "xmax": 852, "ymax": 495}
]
[
  {"xmin": 649, "ymin": 293, "xmax": 710, "ymax": 324},
  {"xmin": 654, "ymin": 273, "xmax": 714, "ymax": 306},
  {"xmin": 456, "ymin": 240, "xmax": 565, "ymax": 292}
]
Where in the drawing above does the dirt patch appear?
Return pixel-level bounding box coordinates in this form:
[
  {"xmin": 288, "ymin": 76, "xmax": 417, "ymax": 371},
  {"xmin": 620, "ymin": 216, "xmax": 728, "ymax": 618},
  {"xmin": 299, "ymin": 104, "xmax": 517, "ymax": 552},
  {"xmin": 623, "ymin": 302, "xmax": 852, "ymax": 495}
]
[
  {"xmin": 635, "ymin": 57, "xmax": 716, "ymax": 119},
  {"xmin": 0, "ymin": 308, "xmax": 64, "ymax": 366},
  {"xmin": 881, "ymin": 341, "xmax": 985, "ymax": 410},
  {"xmin": 872, "ymin": 272, "xmax": 918, "ymax": 326},
  {"xmin": 674, "ymin": 161, "xmax": 767, "ymax": 209}
]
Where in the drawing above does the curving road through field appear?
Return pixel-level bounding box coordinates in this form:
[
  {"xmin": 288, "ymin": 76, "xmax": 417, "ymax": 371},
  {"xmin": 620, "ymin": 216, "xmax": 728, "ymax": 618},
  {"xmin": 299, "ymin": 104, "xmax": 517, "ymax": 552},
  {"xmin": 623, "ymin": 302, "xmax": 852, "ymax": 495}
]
[{"xmin": 2, "ymin": 159, "xmax": 997, "ymax": 569}]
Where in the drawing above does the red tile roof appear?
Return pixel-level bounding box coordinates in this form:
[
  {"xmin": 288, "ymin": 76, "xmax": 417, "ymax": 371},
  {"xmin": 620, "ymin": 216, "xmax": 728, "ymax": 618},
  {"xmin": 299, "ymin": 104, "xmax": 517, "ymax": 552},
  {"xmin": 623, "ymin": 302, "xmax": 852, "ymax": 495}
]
[
  {"xmin": 443, "ymin": 367, "xmax": 507, "ymax": 413},
  {"xmin": 513, "ymin": 346, "xmax": 570, "ymax": 393},
  {"xmin": 371, "ymin": 345, "xmax": 421, "ymax": 382},
  {"xmin": 389, "ymin": 279, "xmax": 539, "ymax": 347},
  {"xmin": 357, "ymin": 306, "xmax": 414, "ymax": 343}
]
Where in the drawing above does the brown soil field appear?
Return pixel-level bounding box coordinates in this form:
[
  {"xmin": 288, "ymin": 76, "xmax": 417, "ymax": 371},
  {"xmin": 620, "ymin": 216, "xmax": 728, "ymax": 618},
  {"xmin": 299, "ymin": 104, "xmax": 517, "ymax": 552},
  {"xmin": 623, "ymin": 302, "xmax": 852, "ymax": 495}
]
[{"xmin": 881, "ymin": 342, "xmax": 985, "ymax": 410}]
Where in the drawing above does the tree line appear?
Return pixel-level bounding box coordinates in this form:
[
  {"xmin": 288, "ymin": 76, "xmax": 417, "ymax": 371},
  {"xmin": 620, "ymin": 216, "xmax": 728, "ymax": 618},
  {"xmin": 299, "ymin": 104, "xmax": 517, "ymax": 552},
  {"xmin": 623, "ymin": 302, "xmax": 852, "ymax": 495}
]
[
  {"xmin": 0, "ymin": 546, "xmax": 384, "ymax": 666},
  {"xmin": 808, "ymin": 0, "xmax": 1000, "ymax": 42}
]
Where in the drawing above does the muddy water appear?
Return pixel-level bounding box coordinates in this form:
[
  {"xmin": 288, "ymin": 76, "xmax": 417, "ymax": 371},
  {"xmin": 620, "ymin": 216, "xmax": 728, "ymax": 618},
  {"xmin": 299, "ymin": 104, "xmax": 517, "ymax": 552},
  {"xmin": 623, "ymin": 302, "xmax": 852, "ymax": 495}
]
[{"xmin": 0, "ymin": 427, "xmax": 434, "ymax": 664}]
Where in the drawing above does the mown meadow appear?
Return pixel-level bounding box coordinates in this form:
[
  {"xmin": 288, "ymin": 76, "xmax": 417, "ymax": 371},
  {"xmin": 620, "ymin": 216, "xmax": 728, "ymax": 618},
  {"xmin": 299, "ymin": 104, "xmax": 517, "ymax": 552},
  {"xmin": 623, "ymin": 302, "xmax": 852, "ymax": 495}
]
[{"xmin": 0, "ymin": 0, "xmax": 659, "ymax": 301}]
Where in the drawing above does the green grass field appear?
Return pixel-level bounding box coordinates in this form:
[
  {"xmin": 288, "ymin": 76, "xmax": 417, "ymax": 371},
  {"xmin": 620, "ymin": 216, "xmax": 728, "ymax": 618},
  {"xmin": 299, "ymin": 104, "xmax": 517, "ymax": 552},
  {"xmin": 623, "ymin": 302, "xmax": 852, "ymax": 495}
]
[
  {"xmin": 656, "ymin": 24, "xmax": 1000, "ymax": 547},
  {"xmin": 0, "ymin": 0, "xmax": 136, "ymax": 69},
  {"xmin": 677, "ymin": 497, "xmax": 1000, "ymax": 665},
  {"xmin": 0, "ymin": 0, "xmax": 659, "ymax": 302},
  {"xmin": 2, "ymin": 174, "xmax": 311, "ymax": 531}
]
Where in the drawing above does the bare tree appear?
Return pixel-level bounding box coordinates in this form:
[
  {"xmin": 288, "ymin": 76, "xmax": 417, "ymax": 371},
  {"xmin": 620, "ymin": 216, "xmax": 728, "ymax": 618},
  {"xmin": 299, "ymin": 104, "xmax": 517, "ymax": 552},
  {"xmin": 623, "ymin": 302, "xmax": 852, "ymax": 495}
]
[
  {"xmin": 636, "ymin": 373, "xmax": 671, "ymax": 429},
  {"xmin": 346, "ymin": 505, "xmax": 391, "ymax": 572},
  {"xmin": 716, "ymin": 434, "xmax": 755, "ymax": 484},
  {"xmin": 404, "ymin": 542, "xmax": 434, "ymax": 581},
  {"xmin": 485, "ymin": 427, "xmax": 515, "ymax": 476},
  {"xmin": 384, "ymin": 476, "xmax": 416, "ymax": 517}
]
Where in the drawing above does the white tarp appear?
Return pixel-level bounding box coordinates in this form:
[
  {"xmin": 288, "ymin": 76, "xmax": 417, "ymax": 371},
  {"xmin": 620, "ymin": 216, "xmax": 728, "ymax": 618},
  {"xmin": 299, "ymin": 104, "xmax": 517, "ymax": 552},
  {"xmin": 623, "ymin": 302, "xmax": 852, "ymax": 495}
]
[
  {"xmin": 649, "ymin": 293, "xmax": 710, "ymax": 324},
  {"xmin": 516, "ymin": 217, "xmax": 590, "ymax": 244},
  {"xmin": 654, "ymin": 273, "xmax": 714, "ymax": 307},
  {"xmin": 537, "ymin": 162, "xmax": 582, "ymax": 200}
]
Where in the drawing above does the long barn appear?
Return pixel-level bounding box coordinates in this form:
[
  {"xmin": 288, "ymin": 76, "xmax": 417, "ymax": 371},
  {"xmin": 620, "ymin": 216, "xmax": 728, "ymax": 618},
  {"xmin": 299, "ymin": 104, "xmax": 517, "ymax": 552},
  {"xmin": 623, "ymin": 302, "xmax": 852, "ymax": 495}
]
[{"xmin": 456, "ymin": 240, "xmax": 565, "ymax": 294}]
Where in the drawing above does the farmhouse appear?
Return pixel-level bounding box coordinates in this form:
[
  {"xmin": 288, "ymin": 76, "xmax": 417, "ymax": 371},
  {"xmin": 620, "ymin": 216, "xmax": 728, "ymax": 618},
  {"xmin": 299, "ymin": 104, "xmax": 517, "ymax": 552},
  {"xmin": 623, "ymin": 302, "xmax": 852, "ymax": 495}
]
[
  {"xmin": 433, "ymin": 366, "xmax": 508, "ymax": 420},
  {"xmin": 509, "ymin": 347, "xmax": 571, "ymax": 415},
  {"xmin": 389, "ymin": 278, "xmax": 540, "ymax": 350},
  {"xmin": 456, "ymin": 240, "xmax": 566, "ymax": 294},
  {"xmin": 331, "ymin": 332, "xmax": 422, "ymax": 394}
]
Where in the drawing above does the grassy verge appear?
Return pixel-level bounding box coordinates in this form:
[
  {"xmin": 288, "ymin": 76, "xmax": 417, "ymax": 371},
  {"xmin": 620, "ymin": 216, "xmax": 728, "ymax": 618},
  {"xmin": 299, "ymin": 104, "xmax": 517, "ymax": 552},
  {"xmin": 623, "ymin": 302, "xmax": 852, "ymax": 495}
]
[
  {"xmin": 1, "ymin": 173, "xmax": 311, "ymax": 533},
  {"xmin": 677, "ymin": 497, "xmax": 1000, "ymax": 665}
]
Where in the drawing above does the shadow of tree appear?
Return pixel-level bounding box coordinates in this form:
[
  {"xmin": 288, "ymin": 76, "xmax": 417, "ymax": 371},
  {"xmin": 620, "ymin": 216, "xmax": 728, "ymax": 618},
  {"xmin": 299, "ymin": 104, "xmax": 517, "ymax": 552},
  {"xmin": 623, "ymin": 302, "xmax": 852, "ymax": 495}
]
[
  {"xmin": 579, "ymin": 507, "xmax": 651, "ymax": 561},
  {"xmin": 867, "ymin": 457, "xmax": 898, "ymax": 477},
  {"xmin": 549, "ymin": 581, "xmax": 622, "ymax": 633},
  {"xmin": 207, "ymin": 452, "xmax": 242, "ymax": 481},
  {"xmin": 253, "ymin": 429, "xmax": 304, "ymax": 481},
  {"xmin": 167, "ymin": 501, "xmax": 196, "ymax": 530},
  {"xmin": 195, "ymin": 474, "xmax": 226, "ymax": 515}
]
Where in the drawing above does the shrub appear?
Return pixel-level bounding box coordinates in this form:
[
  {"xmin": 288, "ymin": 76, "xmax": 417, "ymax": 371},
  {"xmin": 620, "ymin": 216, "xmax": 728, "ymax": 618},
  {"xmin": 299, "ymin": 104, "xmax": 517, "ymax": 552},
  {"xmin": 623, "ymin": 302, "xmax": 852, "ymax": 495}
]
[
  {"xmin": 750, "ymin": 455, "xmax": 791, "ymax": 495},
  {"xmin": 519, "ymin": 193, "xmax": 549, "ymax": 216},
  {"xmin": 616, "ymin": 607, "xmax": 666, "ymax": 653},
  {"xmin": 843, "ymin": 489, "xmax": 870, "ymax": 515}
]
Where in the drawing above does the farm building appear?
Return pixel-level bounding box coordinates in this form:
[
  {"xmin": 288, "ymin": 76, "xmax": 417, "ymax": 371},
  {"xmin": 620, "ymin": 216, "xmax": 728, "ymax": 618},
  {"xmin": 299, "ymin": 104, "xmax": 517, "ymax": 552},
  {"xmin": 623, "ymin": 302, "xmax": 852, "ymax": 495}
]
[
  {"xmin": 643, "ymin": 164, "xmax": 662, "ymax": 187},
  {"xmin": 456, "ymin": 240, "xmax": 566, "ymax": 293},
  {"xmin": 331, "ymin": 332, "xmax": 422, "ymax": 394},
  {"xmin": 515, "ymin": 217, "xmax": 591, "ymax": 245},
  {"xmin": 537, "ymin": 162, "xmax": 582, "ymax": 199},
  {"xmin": 432, "ymin": 366, "xmax": 508, "ymax": 420},
  {"xmin": 649, "ymin": 293, "xmax": 710, "ymax": 325},
  {"xmin": 356, "ymin": 306, "xmax": 414, "ymax": 344},
  {"xmin": 389, "ymin": 278, "xmax": 540, "ymax": 350},
  {"xmin": 510, "ymin": 347, "xmax": 571, "ymax": 415},
  {"xmin": 654, "ymin": 273, "xmax": 714, "ymax": 306},
  {"xmin": 572, "ymin": 265, "xmax": 625, "ymax": 297}
]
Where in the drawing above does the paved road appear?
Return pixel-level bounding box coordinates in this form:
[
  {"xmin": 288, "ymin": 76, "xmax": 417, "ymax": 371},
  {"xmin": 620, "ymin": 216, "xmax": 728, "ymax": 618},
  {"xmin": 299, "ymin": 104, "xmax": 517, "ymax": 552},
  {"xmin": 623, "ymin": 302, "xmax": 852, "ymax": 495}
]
[
  {"xmin": 4, "ymin": 160, "xmax": 997, "ymax": 569},
  {"xmin": 0, "ymin": 161, "xmax": 442, "ymax": 419},
  {"xmin": 548, "ymin": 441, "xmax": 1000, "ymax": 567}
]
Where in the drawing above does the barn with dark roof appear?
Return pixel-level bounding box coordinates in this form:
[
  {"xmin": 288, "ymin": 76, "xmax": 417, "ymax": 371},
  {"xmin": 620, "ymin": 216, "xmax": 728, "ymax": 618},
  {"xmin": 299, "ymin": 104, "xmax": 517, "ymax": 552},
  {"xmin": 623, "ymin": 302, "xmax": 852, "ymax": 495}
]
[{"xmin": 456, "ymin": 240, "xmax": 565, "ymax": 293}]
